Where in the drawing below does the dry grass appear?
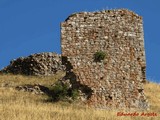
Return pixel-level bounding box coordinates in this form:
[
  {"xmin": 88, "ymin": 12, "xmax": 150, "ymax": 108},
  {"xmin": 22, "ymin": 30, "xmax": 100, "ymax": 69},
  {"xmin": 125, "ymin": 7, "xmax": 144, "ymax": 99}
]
[
  {"xmin": 0, "ymin": 72, "xmax": 65, "ymax": 87},
  {"xmin": 144, "ymin": 82, "xmax": 160, "ymax": 114},
  {"xmin": 0, "ymin": 74, "xmax": 160, "ymax": 120}
]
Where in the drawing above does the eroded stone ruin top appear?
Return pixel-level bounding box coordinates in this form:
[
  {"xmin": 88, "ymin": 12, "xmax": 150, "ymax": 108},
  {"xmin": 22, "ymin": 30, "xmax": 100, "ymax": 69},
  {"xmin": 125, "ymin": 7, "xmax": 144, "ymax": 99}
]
[{"xmin": 65, "ymin": 9, "xmax": 142, "ymax": 22}]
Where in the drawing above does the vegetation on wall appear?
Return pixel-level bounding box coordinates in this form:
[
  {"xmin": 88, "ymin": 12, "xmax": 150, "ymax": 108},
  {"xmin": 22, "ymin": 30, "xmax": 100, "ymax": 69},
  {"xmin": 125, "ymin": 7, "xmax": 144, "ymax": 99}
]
[{"xmin": 94, "ymin": 51, "xmax": 106, "ymax": 62}]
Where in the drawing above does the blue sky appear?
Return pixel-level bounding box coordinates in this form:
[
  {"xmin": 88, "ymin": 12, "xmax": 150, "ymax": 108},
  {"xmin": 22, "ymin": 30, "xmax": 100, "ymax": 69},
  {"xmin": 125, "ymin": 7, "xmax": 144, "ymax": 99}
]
[{"xmin": 0, "ymin": 0, "xmax": 159, "ymax": 82}]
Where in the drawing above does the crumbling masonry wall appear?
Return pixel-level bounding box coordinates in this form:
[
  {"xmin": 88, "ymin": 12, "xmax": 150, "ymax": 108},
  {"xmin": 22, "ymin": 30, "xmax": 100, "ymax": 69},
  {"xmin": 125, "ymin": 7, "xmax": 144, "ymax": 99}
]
[
  {"xmin": 61, "ymin": 9, "xmax": 148, "ymax": 109},
  {"xmin": 0, "ymin": 53, "xmax": 64, "ymax": 76}
]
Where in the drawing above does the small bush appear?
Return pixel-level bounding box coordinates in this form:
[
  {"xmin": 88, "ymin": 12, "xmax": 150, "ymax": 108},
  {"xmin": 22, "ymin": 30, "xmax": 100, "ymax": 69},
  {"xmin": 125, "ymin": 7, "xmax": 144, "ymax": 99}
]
[
  {"xmin": 50, "ymin": 82, "xmax": 69, "ymax": 101},
  {"xmin": 48, "ymin": 81, "xmax": 79, "ymax": 102},
  {"xmin": 94, "ymin": 51, "xmax": 106, "ymax": 62}
]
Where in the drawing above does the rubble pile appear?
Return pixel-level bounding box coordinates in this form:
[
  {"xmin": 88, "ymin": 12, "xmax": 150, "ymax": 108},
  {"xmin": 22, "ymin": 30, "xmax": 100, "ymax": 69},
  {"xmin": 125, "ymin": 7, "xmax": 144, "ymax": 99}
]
[{"xmin": 0, "ymin": 52, "xmax": 64, "ymax": 76}]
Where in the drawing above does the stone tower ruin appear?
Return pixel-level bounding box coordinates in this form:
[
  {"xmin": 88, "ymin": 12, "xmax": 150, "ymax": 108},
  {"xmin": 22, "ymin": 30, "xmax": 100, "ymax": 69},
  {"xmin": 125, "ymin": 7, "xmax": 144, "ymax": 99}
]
[{"xmin": 61, "ymin": 9, "xmax": 148, "ymax": 109}]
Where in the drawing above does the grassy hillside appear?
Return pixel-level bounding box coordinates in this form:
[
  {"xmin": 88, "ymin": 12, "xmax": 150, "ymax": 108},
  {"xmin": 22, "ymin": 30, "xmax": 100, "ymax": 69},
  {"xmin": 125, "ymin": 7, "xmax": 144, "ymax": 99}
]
[{"xmin": 0, "ymin": 73, "xmax": 160, "ymax": 120}]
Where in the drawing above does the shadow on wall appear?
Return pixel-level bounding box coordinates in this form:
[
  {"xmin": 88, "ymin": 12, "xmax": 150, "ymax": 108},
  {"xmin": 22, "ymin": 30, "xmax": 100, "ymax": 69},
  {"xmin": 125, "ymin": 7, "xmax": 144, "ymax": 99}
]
[{"xmin": 62, "ymin": 56, "xmax": 93, "ymax": 100}]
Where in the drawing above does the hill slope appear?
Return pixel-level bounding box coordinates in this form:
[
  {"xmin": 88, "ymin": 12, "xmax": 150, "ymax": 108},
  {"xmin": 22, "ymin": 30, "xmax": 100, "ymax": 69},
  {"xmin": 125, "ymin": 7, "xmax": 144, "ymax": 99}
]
[{"xmin": 0, "ymin": 74, "xmax": 159, "ymax": 120}]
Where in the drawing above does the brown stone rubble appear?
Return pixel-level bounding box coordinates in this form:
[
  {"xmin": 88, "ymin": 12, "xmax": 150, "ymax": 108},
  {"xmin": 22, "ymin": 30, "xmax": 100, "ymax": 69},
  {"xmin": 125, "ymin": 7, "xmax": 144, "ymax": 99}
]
[{"xmin": 0, "ymin": 52, "xmax": 64, "ymax": 76}]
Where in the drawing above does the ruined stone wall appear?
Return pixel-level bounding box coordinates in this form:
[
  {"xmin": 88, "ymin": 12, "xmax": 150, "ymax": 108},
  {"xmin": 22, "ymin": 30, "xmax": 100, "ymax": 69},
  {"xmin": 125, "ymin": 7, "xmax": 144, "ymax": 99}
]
[
  {"xmin": 61, "ymin": 9, "xmax": 148, "ymax": 109},
  {"xmin": 0, "ymin": 52, "xmax": 64, "ymax": 76}
]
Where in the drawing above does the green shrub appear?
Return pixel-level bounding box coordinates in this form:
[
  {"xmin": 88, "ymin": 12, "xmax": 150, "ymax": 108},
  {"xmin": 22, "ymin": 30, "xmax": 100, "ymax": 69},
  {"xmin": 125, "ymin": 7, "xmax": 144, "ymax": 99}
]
[
  {"xmin": 50, "ymin": 82, "xmax": 69, "ymax": 101},
  {"xmin": 71, "ymin": 89, "xmax": 79, "ymax": 100},
  {"xmin": 48, "ymin": 81, "xmax": 79, "ymax": 102},
  {"xmin": 94, "ymin": 51, "xmax": 106, "ymax": 62}
]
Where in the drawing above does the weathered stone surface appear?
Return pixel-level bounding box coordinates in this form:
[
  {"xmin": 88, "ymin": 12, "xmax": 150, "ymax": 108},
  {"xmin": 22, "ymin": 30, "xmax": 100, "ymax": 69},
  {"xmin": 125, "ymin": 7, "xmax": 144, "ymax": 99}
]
[
  {"xmin": 0, "ymin": 52, "xmax": 64, "ymax": 76},
  {"xmin": 61, "ymin": 9, "xmax": 149, "ymax": 109}
]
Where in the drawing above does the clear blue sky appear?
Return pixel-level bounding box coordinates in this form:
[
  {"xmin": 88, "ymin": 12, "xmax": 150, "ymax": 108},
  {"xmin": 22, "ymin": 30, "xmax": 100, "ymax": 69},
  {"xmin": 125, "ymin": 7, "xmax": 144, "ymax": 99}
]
[{"xmin": 0, "ymin": 0, "xmax": 159, "ymax": 82}]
